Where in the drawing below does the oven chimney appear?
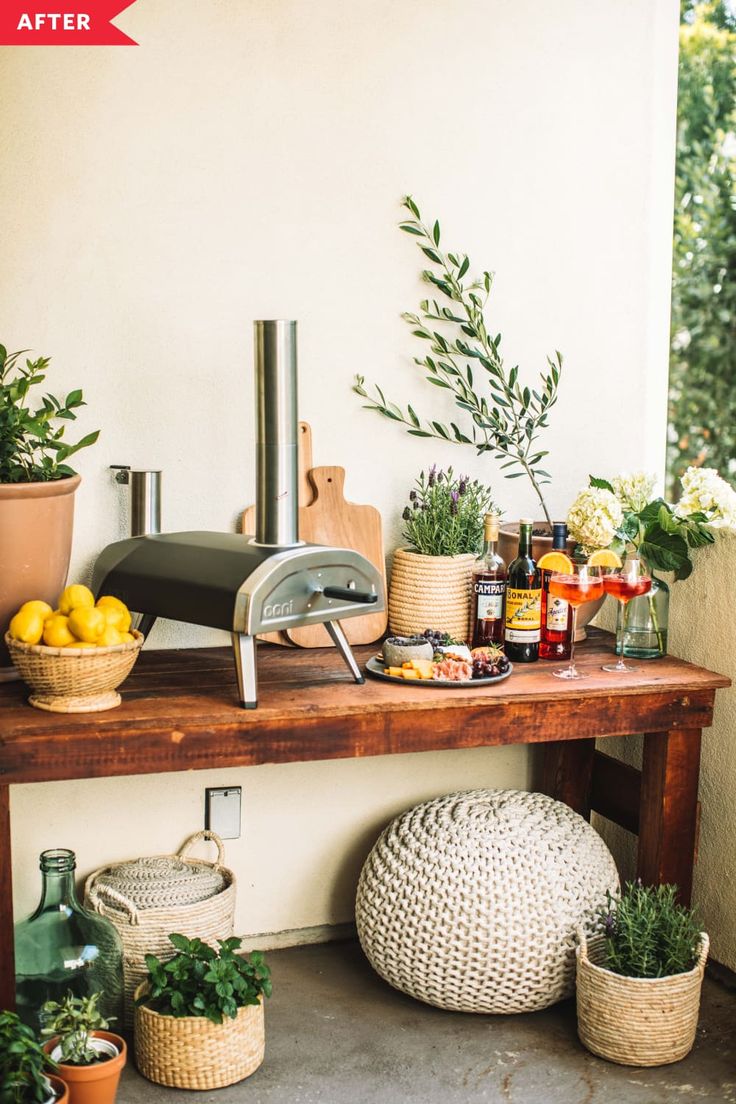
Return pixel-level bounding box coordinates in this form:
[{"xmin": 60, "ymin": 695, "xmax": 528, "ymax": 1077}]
[{"xmin": 254, "ymin": 319, "xmax": 300, "ymax": 548}]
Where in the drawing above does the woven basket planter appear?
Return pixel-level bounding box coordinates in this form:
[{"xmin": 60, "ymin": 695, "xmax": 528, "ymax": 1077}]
[
  {"xmin": 85, "ymin": 831, "xmax": 236, "ymax": 1032},
  {"xmin": 388, "ymin": 548, "xmax": 474, "ymax": 641},
  {"xmin": 5, "ymin": 629, "xmax": 143, "ymax": 712},
  {"xmin": 576, "ymin": 931, "xmax": 709, "ymax": 1066},
  {"xmin": 134, "ymin": 985, "xmax": 264, "ymax": 1090}
]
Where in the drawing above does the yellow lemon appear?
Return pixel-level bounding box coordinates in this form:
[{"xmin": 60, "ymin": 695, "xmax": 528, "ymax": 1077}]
[
  {"xmin": 18, "ymin": 600, "xmax": 54, "ymax": 620},
  {"xmin": 537, "ymin": 551, "xmax": 574, "ymax": 574},
  {"xmin": 97, "ymin": 625, "xmax": 124, "ymax": 648},
  {"xmin": 96, "ymin": 595, "xmax": 132, "ymax": 632},
  {"xmin": 69, "ymin": 640, "xmax": 97, "ymax": 649},
  {"xmin": 68, "ymin": 606, "xmax": 106, "ymax": 644},
  {"xmin": 98, "ymin": 604, "xmax": 127, "ymax": 632},
  {"xmin": 587, "ymin": 548, "xmax": 623, "ymax": 569},
  {"xmin": 120, "ymin": 632, "xmax": 136, "ymax": 643},
  {"xmin": 58, "ymin": 584, "xmax": 95, "ymax": 615},
  {"xmin": 43, "ymin": 615, "xmax": 76, "ymax": 648},
  {"xmin": 8, "ymin": 609, "xmax": 45, "ymax": 645}
]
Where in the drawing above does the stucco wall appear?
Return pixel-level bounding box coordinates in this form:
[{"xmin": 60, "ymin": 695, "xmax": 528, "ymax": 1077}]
[{"xmin": 1, "ymin": 0, "xmax": 681, "ymax": 934}]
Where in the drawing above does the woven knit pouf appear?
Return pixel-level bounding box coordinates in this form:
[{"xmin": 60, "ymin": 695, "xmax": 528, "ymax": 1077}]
[{"xmin": 355, "ymin": 789, "xmax": 619, "ymax": 1014}]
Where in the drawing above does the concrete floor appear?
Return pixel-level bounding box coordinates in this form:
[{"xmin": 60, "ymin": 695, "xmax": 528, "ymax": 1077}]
[{"xmin": 118, "ymin": 940, "xmax": 736, "ymax": 1104}]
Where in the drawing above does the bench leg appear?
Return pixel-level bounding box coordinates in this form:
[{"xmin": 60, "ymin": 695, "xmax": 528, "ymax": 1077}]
[
  {"xmin": 539, "ymin": 740, "xmax": 596, "ymax": 819},
  {"xmin": 0, "ymin": 784, "xmax": 15, "ymax": 1008},
  {"xmin": 637, "ymin": 728, "xmax": 701, "ymax": 905}
]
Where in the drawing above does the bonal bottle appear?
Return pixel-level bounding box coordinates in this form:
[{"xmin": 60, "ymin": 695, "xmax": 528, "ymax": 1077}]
[
  {"xmin": 504, "ymin": 518, "xmax": 541, "ymax": 662},
  {"xmin": 470, "ymin": 513, "xmax": 507, "ymax": 648},
  {"xmin": 14, "ymin": 848, "xmax": 123, "ymax": 1033},
  {"xmin": 540, "ymin": 521, "xmax": 573, "ymax": 660}
]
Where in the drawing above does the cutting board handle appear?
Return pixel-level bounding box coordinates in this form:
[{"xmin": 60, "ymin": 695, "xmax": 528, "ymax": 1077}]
[{"xmin": 307, "ymin": 466, "xmax": 346, "ymax": 502}]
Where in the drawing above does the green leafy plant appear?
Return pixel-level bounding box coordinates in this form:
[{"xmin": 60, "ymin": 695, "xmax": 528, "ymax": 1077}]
[
  {"xmin": 354, "ymin": 196, "xmax": 562, "ymax": 526},
  {"xmin": 597, "ymin": 882, "xmax": 702, "ymax": 979},
  {"xmin": 139, "ymin": 933, "xmax": 272, "ymax": 1025},
  {"xmin": 0, "ymin": 1010, "xmax": 58, "ymax": 1103},
  {"xmin": 400, "ymin": 465, "xmax": 498, "ymax": 556},
  {"xmin": 40, "ymin": 992, "xmax": 112, "ymax": 1066},
  {"xmin": 0, "ymin": 345, "xmax": 100, "ymax": 483}
]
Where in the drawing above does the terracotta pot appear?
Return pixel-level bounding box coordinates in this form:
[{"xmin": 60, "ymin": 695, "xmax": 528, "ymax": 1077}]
[
  {"xmin": 43, "ymin": 1031, "xmax": 126, "ymax": 1104},
  {"xmin": 388, "ymin": 548, "xmax": 475, "ymax": 642},
  {"xmin": 499, "ymin": 520, "xmax": 604, "ymax": 641},
  {"xmin": 0, "ymin": 474, "xmax": 80, "ymax": 667},
  {"xmin": 47, "ymin": 1075, "xmax": 70, "ymax": 1103}
]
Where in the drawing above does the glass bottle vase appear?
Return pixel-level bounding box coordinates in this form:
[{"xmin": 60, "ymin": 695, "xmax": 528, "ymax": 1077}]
[
  {"xmin": 14, "ymin": 849, "xmax": 123, "ymax": 1034},
  {"xmin": 615, "ymin": 573, "xmax": 669, "ymax": 659}
]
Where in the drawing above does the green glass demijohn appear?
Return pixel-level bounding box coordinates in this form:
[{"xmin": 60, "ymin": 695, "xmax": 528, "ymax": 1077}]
[
  {"xmin": 14, "ymin": 849, "xmax": 123, "ymax": 1033},
  {"xmin": 615, "ymin": 573, "xmax": 670, "ymax": 659}
]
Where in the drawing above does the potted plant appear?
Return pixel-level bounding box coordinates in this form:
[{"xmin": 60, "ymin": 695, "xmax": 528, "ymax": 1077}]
[
  {"xmin": 388, "ymin": 466, "xmax": 498, "ymax": 640},
  {"xmin": 0, "ymin": 344, "xmax": 99, "ymax": 669},
  {"xmin": 354, "ymin": 196, "xmax": 563, "ymax": 557},
  {"xmin": 134, "ymin": 933, "xmax": 271, "ymax": 1091},
  {"xmin": 567, "ymin": 468, "xmax": 735, "ymax": 655},
  {"xmin": 0, "ymin": 1010, "xmax": 68, "ymax": 1103},
  {"xmin": 40, "ymin": 993, "xmax": 125, "ymax": 1104},
  {"xmin": 576, "ymin": 882, "xmax": 708, "ymax": 1067}
]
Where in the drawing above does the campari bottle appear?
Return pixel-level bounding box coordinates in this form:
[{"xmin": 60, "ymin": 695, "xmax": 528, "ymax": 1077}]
[
  {"xmin": 540, "ymin": 522, "xmax": 573, "ymax": 660},
  {"xmin": 504, "ymin": 519, "xmax": 541, "ymax": 663},
  {"xmin": 470, "ymin": 514, "xmax": 507, "ymax": 648}
]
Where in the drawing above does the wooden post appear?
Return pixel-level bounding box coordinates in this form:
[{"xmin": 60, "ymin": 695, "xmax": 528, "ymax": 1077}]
[
  {"xmin": 0, "ymin": 783, "xmax": 15, "ymax": 1009},
  {"xmin": 637, "ymin": 729, "xmax": 702, "ymax": 905},
  {"xmin": 539, "ymin": 740, "xmax": 596, "ymax": 820}
]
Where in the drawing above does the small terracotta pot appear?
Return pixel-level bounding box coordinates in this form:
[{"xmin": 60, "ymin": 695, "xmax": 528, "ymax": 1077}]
[
  {"xmin": 0, "ymin": 474, "xmax": 80, "ymax": 667},
  {"xmin": 43, "ymin": 1031, "xmax": 126, "ymax": 1104},
  {"xmin": 47, "ymin": 1075, "xmax": 70, "ymax": 1103}
]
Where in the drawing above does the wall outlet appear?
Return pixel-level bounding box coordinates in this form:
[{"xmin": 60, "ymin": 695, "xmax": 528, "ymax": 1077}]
[{"xmin": 205, "ymin": 787, "xmax": 242, "ymax": 840}]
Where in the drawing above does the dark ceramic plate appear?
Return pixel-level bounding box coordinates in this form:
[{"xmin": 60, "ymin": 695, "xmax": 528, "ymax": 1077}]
[{"xmin": 364, "ymin": 655, "xmax": 513, "ymax": 688}]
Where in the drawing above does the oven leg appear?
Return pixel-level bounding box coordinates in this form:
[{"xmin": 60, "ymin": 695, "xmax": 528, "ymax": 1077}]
[
  {"xmin": 232, "ymin": 633, "xmax": 258, "ymax": 709},
  {"xmin": 325, "ymin": 621, "xmax": 365, "ymax": 685}
]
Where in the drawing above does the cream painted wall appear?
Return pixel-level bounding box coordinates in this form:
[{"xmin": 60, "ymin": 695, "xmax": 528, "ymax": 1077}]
[{"xmin": 1, "ymin": 0, "xmax": 680, "ymax": 933}]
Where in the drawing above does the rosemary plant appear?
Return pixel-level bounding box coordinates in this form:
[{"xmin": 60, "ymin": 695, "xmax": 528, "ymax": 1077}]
[
  {"xmin": 354, "ymin": 197, "xmax": 562, "ymax": 526},
  {"xmin": 598, "ymin": 882, "xmax": 702, "ymax": 979},
  {"xmin": 401, "ymin": 466, "xmax": 497, "ymax": 556}
]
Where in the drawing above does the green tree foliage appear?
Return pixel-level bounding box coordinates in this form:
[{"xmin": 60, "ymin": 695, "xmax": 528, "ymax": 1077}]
[{"xmin": 669, "ymin": 1, "xmax": 736, "ymax": 493}]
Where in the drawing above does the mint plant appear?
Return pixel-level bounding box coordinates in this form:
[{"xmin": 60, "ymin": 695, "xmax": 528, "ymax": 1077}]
[
  {"xmin": 40, "ymin": 992, "xmax": 112, "ymax": 1066},
  {"xmin": 140, "ymin": 933, "xmax": 272, "ymax": 1025},
  {"xmin": 597, "ymin": 882, "xmax": 702, "ymax": 978},
  {"xmin": 0, "ymin": 345, "xmax": 99, "ymax": 483},
  {"xmin": 0, "ymin": 1010, "xmax": 58, "ymax": 1103}
]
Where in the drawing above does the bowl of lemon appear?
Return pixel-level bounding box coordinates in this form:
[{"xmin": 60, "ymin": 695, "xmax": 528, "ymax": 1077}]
[{"xmin": 4, "ymin": 584, "xmax": 143, "ymax": 713}]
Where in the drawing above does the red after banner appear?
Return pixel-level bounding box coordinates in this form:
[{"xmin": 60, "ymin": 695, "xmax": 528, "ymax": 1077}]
[{"xmin": 0, "ymin": 0, "xmax": 137, "ymax": 45}]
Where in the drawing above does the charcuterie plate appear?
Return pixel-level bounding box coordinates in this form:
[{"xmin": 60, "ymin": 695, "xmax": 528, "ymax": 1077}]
[{"xmin": 364, "ymin": 655, "xmax": 513, "ymax": 689}]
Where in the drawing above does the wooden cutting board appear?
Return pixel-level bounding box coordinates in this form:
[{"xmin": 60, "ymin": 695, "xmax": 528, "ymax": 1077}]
[
  {"xmin": 240, "ymin": 422, "xmax": 314, "ymax": 645},
  {"xmin": 286, "ymin": 466, "xmax": 387, "ymax": 648}
]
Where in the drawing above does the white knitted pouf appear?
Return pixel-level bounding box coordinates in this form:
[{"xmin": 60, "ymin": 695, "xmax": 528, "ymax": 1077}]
[{"xmin": 355, "ymin": 789, "xmax": 619, "ymax": 1014}]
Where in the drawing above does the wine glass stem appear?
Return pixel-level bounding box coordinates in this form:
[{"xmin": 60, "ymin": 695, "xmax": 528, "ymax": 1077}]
[
  {"xmin": 569, "ymin": 606, "xmax": 578, "ymax": 676},
  {"xmin": 616, "ymin": 599, "xmax": 629, "ymax": 671}
]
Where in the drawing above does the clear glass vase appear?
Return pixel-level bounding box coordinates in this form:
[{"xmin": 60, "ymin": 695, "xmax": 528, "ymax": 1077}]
[
  {"xmin": 615, "ymin": 573, "xmax": 669, "ymax": 659},
  {"xmin": 14, "ymin": 849, "xmax": 123, "ymax": 1033}
]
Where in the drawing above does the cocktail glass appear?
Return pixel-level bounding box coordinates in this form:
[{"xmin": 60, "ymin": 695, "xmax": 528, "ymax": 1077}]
[
  {"xmin": 601, "ymin": 555, "xmax": 652, "ymax": 673},
  {"xmin": 548, "ymin": 565, "xmax": 604, "ymax": 679}
]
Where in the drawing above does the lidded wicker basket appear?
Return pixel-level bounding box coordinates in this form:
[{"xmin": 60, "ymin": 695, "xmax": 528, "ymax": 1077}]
[
  {"xmin": 576, "ymin": 930, "xmax": 709, "ymax": 1066},
  {"xmin": 85, "ymin": 831, "xmax": 236, "ymax": 1031},
  {"xmin": 134, "ymin": 984, "xmax": 264, "ymax": 1090},
  {"xmin": 5, "ymin": 629, "xmax": 143, "ymax": 712},
  {"xmin": 388, "ymin": 548, "xmax": 475, "ymax": 642}
]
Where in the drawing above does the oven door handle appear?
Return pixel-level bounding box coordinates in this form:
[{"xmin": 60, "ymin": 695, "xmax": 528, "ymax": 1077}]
[{"xmin": 322, "ymin": 585, "xmax": 378, "ymax": 605}]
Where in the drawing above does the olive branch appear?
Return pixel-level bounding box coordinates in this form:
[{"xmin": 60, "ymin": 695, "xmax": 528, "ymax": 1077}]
[{"xmin": 354, "ymin": 196, "xmax": 562, "ymax": 527}]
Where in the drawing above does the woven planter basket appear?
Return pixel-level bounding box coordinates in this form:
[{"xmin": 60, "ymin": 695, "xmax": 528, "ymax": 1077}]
[
  {"xmin": 5, "ymin": 629, "xmax": 143, "ymax": 712},
  {"xmin": 85, "ymin": 831, "xmax": 236, "ymax": 1032},
  {"xmin": 134, "ymin": 984, "xmax": 264, "ymax": 1090},
  {"xmin": 576, "ymin": 931, "xmax": 709, "ymax": 1066},
  {"xmin": 388, "ymin": 548, "xmax": 475, "ymax": 641}
]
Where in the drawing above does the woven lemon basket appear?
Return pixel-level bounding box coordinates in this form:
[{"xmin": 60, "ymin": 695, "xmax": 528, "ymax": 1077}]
[
  {"xmin": 85, "ymin": 831, "xmax": 236, "ymax": 1032},
  {"xmin": 134, "ymin": 984, "xmax": 264, "ymax": 1090},
  {"xmin": 388, "ymin": 549, "xmax": 474, "ymax": 641},
  {"xmin": 356, "ymin": 790, "xmax": 619, "ymax": 1014},
  {"xmin": 5, "ymin": 629, "xmax": 143, "ymax": 712},
  {"xmin": 576, "ymin": 931, "xmax": 709, "ymax": 1067}
]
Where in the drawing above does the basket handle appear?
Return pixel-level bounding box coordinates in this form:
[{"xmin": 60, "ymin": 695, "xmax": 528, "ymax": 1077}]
[
  {"xmin": 177, "ymin": 830, "xmax": 226, "ymax": 867},
  {"xmin": 696, "ymin": 932, "xmax": 710, "ymax": 970},
  {"xmin": 575, "ymin": 927, "xmax": 589, "ymax": 962},
  {"xmin": 88, "ymin": 883, "xmax": 141, "ymax": 925}
]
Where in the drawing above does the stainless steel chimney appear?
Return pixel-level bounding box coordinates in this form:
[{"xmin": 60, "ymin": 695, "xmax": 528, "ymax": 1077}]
[{"xmin": 254, "ymin": 320, "xmax": 300, "ymax": 548}]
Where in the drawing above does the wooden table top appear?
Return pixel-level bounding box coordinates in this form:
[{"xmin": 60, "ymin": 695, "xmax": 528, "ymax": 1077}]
[{"xmin": 0, "ymin": 630, "xmax": 729, "ymax": 786}]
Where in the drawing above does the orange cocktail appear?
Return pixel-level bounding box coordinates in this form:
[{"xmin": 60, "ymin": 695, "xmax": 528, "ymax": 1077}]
[{"xmin": 548, "ymin": 565, "xmax": 604, "ymax": 680}]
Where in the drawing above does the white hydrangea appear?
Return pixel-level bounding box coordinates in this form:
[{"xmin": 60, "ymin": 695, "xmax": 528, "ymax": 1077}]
[
  {"xmin": 567, "ymin": 487, "xmax": 624, "ymax": 550},
  {"xmin": 612, "ymin": 471, "xmax": 656, "ymax": 514},
  {"xmin": 676, "ymin": 467, "xmax": 736, "ymax": 529}
]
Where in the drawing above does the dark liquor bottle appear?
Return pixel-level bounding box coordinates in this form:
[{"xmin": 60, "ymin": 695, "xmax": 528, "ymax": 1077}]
[
  {"xmin": 540, "ymin": 521, "xmax": 573, "ymax": 660},
  {"xmin": 470, "ymin": 514, "xmax": 507, "ymax": 648},
  {"xmin": 504, "ymin": 518, "xmax": 541, "ymax": 662}
]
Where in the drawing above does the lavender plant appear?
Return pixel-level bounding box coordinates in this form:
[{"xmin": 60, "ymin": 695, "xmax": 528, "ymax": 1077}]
[
  {"xmin": 597, "ymin": 882, "xmax": 702, "ymax": 979},
  {"xmin": 401, "ymin": 466, "xmax": 498, "ymax": 557}
]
